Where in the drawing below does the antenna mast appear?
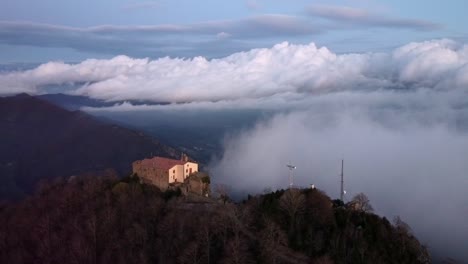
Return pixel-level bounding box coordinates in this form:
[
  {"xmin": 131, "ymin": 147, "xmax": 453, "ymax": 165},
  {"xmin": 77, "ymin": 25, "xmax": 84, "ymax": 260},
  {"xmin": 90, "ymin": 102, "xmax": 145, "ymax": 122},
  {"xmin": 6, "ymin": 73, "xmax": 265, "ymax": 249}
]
[
  {"xmin": 340, "ymin": 159, "xmax": 344, "ymax": 201},
  {"xmin": 286, "ymin": 164, "xmax": 296, "ymax": 189}
]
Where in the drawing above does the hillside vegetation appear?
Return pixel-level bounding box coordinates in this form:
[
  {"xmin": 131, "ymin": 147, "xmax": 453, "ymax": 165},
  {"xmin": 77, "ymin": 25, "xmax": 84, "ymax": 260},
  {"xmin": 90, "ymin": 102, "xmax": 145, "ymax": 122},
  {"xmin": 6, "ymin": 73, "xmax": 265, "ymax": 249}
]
[{"xmin": 0, "ymin": 174, "xmax": 430, "ymax": 264}]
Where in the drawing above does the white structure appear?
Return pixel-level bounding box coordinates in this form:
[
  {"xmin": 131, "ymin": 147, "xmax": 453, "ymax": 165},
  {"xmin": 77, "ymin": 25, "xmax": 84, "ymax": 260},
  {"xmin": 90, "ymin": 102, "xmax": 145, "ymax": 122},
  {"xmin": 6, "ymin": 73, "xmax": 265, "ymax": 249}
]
[
  {"xmin": 287, "ymin": 164, "xmax": 296, "ymax": 189},
  {"xmin": 168, "ymin": 159, "xmax": 199, "ymax": 183}
]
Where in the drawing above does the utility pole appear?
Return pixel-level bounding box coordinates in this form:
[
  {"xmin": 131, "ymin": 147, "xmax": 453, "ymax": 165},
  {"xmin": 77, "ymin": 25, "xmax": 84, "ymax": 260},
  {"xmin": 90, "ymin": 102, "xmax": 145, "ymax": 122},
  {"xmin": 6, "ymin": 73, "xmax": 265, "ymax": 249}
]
[{"xmin": 340, "ymin": 159, "xmax": 344, "ymax": 201}]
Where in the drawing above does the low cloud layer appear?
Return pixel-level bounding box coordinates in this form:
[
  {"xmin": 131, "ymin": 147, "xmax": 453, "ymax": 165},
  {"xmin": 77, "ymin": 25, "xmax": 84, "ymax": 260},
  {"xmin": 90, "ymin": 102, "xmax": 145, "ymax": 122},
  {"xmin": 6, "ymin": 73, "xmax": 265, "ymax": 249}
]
[
  {"xmin": 1, "ymin": 39, "xmax": 467, "ymax": 102},
  {"xmin": 209, "ymin": 90, "xmax": 468, "ymax": 261},
  {"xmin": 2, "ymin": 38, "xmax": 468, "ymax": 260}
]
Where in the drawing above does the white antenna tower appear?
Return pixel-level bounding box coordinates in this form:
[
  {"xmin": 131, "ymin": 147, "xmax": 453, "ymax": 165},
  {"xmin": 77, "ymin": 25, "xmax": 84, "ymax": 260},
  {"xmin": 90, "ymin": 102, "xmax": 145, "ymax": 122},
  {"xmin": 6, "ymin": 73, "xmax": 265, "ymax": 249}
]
[{"xmin": 286, "ymin": 164, "xmax": 296, "ymax": 189}]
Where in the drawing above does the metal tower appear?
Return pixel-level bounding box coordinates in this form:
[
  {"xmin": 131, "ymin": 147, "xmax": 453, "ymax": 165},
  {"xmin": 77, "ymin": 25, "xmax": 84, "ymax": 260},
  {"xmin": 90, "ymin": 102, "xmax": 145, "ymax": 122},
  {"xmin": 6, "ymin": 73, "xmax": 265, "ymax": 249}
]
[{"xmin": 286, "ymin": 164, "xmax": 296, "ymax": 189}]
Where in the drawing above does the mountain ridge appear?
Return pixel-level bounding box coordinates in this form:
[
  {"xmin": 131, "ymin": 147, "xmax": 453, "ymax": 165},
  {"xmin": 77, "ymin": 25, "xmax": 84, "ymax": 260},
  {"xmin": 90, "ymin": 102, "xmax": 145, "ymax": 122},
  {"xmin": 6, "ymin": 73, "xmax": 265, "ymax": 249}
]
[{"xmin": 0, "ymin": 93, "xmax": 179, "ymax": 199}]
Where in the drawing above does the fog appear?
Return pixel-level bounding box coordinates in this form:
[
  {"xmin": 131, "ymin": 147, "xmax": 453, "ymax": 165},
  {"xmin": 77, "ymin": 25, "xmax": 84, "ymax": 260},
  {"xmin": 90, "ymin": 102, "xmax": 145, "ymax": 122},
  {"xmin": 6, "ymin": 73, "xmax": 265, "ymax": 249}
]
[
  {"xmin": 209, "ymin": 89, "xmax": 468, "ymax": 261},
  {"xmin": 85, "ymin": 88, "xmax": 468, "ymax": 260},
  {"xmin": 4, "ymin": 38, "xmax": 468, "ymax": 260}
]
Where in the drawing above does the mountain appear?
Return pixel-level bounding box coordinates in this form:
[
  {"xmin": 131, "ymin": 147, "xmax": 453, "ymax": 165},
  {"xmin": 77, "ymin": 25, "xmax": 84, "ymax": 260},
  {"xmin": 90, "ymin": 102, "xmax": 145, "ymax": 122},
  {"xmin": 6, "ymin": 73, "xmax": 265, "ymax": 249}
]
[
  {"xmin": 0, "ymin": 175, "xmax": 431, "ymax": 264},
  {"xmin": 0, "ymin": 94, "xmax": 179, "ymax": 199},
  {"xmin": 38, "ymin": 93, "xmax": 117, "ymax": 110},
  {"xmin": 38, "ymin": 93, "xmax": 169, "ymax": 111}
]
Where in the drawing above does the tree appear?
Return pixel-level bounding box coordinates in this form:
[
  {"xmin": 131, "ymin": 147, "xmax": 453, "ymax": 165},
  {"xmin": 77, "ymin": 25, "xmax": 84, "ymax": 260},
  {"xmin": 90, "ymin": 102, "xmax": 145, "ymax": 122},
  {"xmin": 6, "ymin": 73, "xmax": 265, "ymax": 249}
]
[
  {"xmin": 259, "ymin": 219, "xmax": 287, "ymax": 264},
  {"xmin": 393, "ymin": 216, "xmax": 412, "ymax": 235},
  {"xmin": 201, "ymin": 175, "xmax": 210, "ymax": 184},
  {"xmin": 279, "ymin": 189, "xmax": 306, "ymax": 246},
  {"xmin": 350, "ymin": 192, "xmax": 374, "ymax": 212},
  {"xmin": 215, "ymin": 184, "xmax": 231, "ymax": 204},
  {"xmin": 279, "ymin": 189, "xmax": 306, "ymax": 219},
  {"xmin": 222, "ymin": 234, "xmax": 254, "ymax": 264}
]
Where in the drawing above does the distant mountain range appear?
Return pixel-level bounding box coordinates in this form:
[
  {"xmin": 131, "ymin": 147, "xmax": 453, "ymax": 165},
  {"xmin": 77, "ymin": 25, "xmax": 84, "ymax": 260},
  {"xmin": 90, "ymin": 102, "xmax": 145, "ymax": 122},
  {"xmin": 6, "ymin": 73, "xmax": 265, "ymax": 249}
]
[
  {"xmin": 38, "ymin": 93, "xmax": 169, "ymax": 111},
  {"xmin": 38, "ymin": 93, "xmax": 118, "ymax": 110},
  {"xmin": 0, "ymin": 93, "xmax": 179, "ymax": 199},
  {"xmin": 38, "ymin": 93, "xmax": 272, "ymax": 164}
]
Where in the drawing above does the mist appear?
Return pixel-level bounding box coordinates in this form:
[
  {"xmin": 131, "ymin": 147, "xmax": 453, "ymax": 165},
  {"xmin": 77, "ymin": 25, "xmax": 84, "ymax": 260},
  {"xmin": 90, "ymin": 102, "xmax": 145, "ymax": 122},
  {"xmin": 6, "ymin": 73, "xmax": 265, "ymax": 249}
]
[
  {"xmin": 4, "ymin": 37, "xmax": 467, "ymax": 260},
  {"xmin": 209, "ymin": 89, "xmax": 468, "ymax": 261}
]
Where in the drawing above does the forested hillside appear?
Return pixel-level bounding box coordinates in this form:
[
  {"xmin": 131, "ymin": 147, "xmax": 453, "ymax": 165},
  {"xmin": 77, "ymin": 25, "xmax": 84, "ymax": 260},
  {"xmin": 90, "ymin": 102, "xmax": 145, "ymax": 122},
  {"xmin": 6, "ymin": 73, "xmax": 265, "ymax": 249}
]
[{"xmin": 0, "ymin": 174, "xmax": 430, "ymax": 264}]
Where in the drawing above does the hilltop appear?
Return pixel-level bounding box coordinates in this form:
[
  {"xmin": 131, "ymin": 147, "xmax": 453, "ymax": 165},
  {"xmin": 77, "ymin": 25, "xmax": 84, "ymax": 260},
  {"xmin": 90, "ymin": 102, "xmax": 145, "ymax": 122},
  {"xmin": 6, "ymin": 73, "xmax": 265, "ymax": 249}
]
[{"xmin": 0, "ymin": 174, "xmax": 431, "ymax": 264}]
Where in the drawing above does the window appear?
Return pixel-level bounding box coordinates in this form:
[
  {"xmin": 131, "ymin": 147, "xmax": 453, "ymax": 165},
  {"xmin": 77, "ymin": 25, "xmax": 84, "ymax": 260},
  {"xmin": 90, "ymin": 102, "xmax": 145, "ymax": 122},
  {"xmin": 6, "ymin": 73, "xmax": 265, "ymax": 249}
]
[{"xmin": 173, "ymin": 169, "xmax": 175, "ymax": 174}]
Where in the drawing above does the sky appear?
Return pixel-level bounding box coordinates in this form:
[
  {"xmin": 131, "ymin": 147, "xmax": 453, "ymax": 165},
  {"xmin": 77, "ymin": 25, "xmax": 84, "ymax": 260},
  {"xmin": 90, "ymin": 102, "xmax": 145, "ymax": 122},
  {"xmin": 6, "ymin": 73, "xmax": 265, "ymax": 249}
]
[
  {"xmin": 1, "ymin": 0, "xmax": 468, "ymax": 261},
  {"xmin": 0, "ymin": 0, "xmax": 467, "ymax": 62}
]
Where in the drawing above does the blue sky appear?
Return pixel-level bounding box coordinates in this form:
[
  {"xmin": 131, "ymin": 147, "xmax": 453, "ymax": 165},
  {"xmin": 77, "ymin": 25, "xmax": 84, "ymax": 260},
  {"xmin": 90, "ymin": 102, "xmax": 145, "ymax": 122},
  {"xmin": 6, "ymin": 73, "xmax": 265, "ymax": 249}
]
[{"xmin": 0, "ymin": 0, "xmax": 466, "ymax": 62}]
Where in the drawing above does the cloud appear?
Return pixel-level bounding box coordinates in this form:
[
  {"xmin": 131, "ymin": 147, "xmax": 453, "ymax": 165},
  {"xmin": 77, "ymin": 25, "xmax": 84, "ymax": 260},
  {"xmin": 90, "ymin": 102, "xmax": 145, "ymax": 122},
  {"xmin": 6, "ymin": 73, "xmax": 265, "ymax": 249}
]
[
  {"xmin": 0, "ymin": 16, "xmax": 320, "ymax": 59},
  {"xmin": 0, "ymin": 16, "xmax": 319, "ymax": 58},
  {"xmin": 2, "ymin": 38, "xmax": 467, "ymax": 260},
  {"xmin": 1, "ymin": 39, "xmax": 467, "ymax": 102},
  {"xmin": 0, "ymin": 15, "xmax": 318, "ymax": 36},
  {"xmin": 0, "ymin": 5, "xmax": 440, "ymax": 59},
  {"xmin": 82, "ymin": 81, "xmax": 468, "ymax": 261},
  {"xmin": 209, "ymin": 89, "xmax": 468, "ymax": 260},
  {"xmin": 0, "ymin": 21, "xmax": 190, "ymax": 58},
  {"xmin": 307, "ymin": 4, "xmax": 441, "ymax": 31},
  {"xmin": 216, "ymin": 32, "xmax": 231, "ymax": 40}
]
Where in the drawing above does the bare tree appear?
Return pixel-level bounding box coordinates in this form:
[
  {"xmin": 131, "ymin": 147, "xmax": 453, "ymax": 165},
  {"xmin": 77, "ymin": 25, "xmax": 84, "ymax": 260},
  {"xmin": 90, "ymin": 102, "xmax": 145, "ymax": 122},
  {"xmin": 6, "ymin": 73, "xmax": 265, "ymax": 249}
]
[
  {"xmin": 279, "ymin": 189, "xmax": 306, "ymax": 219},
  {"xmin": 280, "ymin": 189, "xmax": 306, "ymax": 238},
  {"xmin": 178, "ymin": 242, "xmax": 204, "ymax": 264},
  {"xmin": 222, "ymin": 233, "xmax": 254, "ymax": 264},
  {"xmin": 350, "ymin": 193, "xmax": 374, "ymax": 212},
  {"xmin": 259, "ymin": 219, "xmax": 287, "ymax": 264},
  {"xmin": 393, "ymin": 216, "xmax": 412, "ymax": 235},
  {"xmin": 215, "ymin": 184, "xmax": 231, "ymax": 204},
  {"xmin": 313, "ymin": 255, "xmax": 334, "ymax": 264}
]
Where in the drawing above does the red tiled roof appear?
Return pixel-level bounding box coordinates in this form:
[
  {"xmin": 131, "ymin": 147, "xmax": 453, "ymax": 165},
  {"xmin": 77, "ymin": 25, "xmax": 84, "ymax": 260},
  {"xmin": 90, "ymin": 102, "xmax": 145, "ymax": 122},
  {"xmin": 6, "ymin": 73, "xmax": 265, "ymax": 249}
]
[{"xmin": 138, "ymin": 156, "xmax": 185, "ymax": 171}]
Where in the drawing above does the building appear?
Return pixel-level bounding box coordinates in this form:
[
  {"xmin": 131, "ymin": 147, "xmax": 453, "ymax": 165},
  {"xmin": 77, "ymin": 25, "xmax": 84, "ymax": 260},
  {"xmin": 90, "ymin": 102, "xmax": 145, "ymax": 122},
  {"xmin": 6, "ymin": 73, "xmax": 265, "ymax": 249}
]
[
  {"xmin": 132, "ymin": 156, "xmax": 198, "ymax": 190},
  {"xmin": 181, "ymin": 171, "xmax": 211, "ymax": 197}
]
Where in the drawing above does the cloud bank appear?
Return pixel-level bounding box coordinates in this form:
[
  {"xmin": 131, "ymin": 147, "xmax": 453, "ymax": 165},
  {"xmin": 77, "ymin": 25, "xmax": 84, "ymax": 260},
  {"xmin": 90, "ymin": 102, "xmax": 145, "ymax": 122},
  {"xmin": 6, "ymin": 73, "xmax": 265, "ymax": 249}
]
[
  {"xmin": 209, "ymin": 90, "xmax": 468, "ymax": 261},
  {"xmin": 1, "ymin": 39, "xmax": 467, "ymax": 102},
  {"xmin": 2, "ymin": 39, "xmax": 467, "ymax": 260},
  {"xmin": 58, "ymin": 40, "xmax": 466, "ymax": 260}
]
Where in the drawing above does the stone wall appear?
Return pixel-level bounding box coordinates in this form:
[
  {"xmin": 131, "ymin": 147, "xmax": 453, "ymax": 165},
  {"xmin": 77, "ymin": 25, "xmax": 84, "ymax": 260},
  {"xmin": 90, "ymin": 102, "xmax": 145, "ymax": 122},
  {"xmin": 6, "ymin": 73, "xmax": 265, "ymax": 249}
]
[
  {"xmin": 181, "ymin": 172, "xmax": 210, "ymax": 197},
  {"xmin": 132, "ymin": 161, "xmax": 169, "ymax": 190}
]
